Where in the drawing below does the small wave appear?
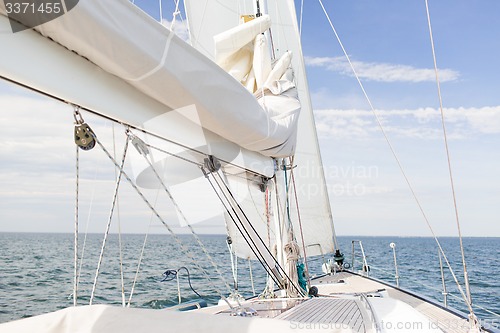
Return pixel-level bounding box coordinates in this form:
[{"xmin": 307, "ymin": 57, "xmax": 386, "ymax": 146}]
[{"xmin": 143, "ymin": 299, "xmax": 178, "ymax": 309}]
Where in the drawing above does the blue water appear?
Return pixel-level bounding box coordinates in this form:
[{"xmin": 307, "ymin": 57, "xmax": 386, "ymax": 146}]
[{"xmin": 0, "ymin": 233, "xmax": 498, "ymax": 325}]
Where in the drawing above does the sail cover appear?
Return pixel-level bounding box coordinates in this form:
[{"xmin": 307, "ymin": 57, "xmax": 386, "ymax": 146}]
[
  {"xmin": 185, "ymin": 0, "xmax": 337, "ymax": 258},
  {"xmin": 0, "ymin": 0, "xmax": 298, "ymax": 157}
]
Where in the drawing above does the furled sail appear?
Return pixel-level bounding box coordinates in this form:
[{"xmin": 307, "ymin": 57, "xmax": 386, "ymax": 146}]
[
  {"xmin": 0, "ymin": 0, "xmax": 298, "ymax": 158},
  {"xmin": 185, "ymin": 0, "xmax": 337, "ymax": 258},
  {"xmin": 0, "ymin": 2, "xmax": 278, "ymax": 181},
  {"xmin": 0, "ymin": 0, "xmax": 335, "ymax": 257}
]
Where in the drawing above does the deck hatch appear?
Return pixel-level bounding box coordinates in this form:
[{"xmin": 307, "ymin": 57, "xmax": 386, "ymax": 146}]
[{"xmin": 276, "ymin": 297, "xmax": 367, "ymax": 332}]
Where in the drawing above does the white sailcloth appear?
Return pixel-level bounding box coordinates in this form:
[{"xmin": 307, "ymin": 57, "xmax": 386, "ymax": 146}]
[
  {"xmin": 0, "ymin": 0, "xmax": 298, "ymax": 157},
  {"xmin": 185, "ymin": 0, "xmax": 336, "ymax": 258},
  {"xmin": 268, "ymin": 0, "xmax": 337, "ymax": 256},
  {"xmin": 0, "ymin": 3, "xmax": 278, "ymax": 181}
]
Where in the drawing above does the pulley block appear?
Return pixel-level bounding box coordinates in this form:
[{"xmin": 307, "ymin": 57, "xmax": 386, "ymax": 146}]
[{"xmin": 74, "ymin": 123, "xmax": 96, "ymax": 150}]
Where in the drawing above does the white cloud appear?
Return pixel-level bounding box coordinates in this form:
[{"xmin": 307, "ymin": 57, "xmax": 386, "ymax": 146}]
[
  {"xmin": 161, "ymin": 18, "xmax": 190, "ymax": 42},
  {"xmin": 305, "ymin": 56, "xmax": 460, "ymax": 83},
  {"xmin": 315, "ymin": 106, "xmax": 500, "ymax": 140}
]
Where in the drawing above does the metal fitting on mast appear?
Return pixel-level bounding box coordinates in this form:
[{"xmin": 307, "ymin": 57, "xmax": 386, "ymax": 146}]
[{"xmin": 73, "ymin": 106, "xmax": 96, "ymax": 151}]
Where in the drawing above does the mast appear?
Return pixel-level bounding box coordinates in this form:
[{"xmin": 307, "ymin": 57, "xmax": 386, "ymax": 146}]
[
  {"xmin": 255, "ymin": 0, "xmax": 262, "ymax": 17},
  {"xmin": 184, "ymin": 0, "xmax": 337, "ymax": 265}
]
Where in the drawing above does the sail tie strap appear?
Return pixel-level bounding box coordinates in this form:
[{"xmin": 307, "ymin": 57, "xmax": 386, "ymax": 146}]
[{"xmin": 126, "ymin": 30, "xmax": 175, "ymax": 82}]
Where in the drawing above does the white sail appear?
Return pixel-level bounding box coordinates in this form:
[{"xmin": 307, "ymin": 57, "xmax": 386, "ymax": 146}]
[
  {"xmin": 267, "ymin": 0, "xmax": 337, "ymax": 256},
  {"xmin": 223, "ymin": 173, "xmax": 276, "ymax": 260},
  {"xmin": 185, "ymin": 0, "xmax": 337, "ymax": 258},
  {"xmin": 0, "ymin": 1, "xmax": 489, "ymax": 331},
  {"xmin": 0, "ymin": 0, "xmax": 335, "ymax": 257},
  {"xmin": 0, "ymin": 0, "xmax": 298, "ymax": 158}
]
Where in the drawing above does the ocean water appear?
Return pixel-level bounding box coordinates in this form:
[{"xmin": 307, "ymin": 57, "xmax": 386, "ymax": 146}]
[{"xmin": 0, "ymin": 233, "xmax": 498, "ymax": 326}]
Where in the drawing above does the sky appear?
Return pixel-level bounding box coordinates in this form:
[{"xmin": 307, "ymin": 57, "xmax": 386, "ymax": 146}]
[{"xmin": 0, "ymin": 0, "xmax": 499, "ymax": 237}]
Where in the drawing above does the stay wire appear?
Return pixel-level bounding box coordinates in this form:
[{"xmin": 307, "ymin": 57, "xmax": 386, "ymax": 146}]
[
  {"xmin": 424, "ymin": 0, "xmax": 474, "ymax": 315},
  {"xmin": 317, "ymin": 0, "xmax": 473, "ymax": 312},
  {"xmin": 201, "ymin": 168, "xmax": 282, "ymax": 288},
  {"xmin": 127, "ymin": 187, "xmax": 159, "ymax": 307},
  {"xmin": 211, "ymin": 170, "xmax": 283, "ymax": 281},
  {"xmin": 112, "ymin": 124, "xmax": 127, "ymax": 307},
  {"xmin": 90, "ymin": 137, "xmax": 129, "ymax": 305},
  {"xmin": 133, "ymin": 135, "xmax": 235, "ymax": 296},
  {"xmin": 289, "ymin": 155, "xmax": 311, "ymax": 287},
  {"xmin": 73, "ymin": 145, "xmax": 79, "ymax": 307},
  {"xmin": 89, "ymin": 136, "xmax": 128, "ymax": 305},
  {"xmin": 92, "ymin": 134, "xmax": 235, "ymax": 309},
  {"xmin": 283, "ymin": 159, "xmax": 293, "ymax": 231},
  {"xmin": 3, "ymin": 74, "xmax": 269, "ymax": 180},
  {"xmin": 158, "ymin": 0, "xmax": 163, "ymax": 22},
  {"xmin": 299, "ymin": 0, "xmax": 304, "ymax": 37},
  {"xmin": 212, "ymin": 170, "xmax": 304, "ymax": 296},
  {"xmin": 75, "ymin": 158, "xmax": 99, "ymax": 300}
]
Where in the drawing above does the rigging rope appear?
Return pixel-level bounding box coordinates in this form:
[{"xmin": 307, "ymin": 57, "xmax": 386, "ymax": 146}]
[
  {"xmin": 169, "ymin": 0, "xmax": 181, "ymax": 30},
  {"xmin": 75, "ymin": 158, "xmax": 98, "ymax": 297},
  {"xmin": 282, "ymin": 158, "xmax": 305, "ymax": 297},
  {"xmin": 283, "ymin": 160, "xmax": 293, "ymax": 231},
  {"xmin": 299, "ymin": 0, "xmax": 304, "ymax": 37},
  {"xmin": 367, "ymin": 263, "xmax": 500, "ymax": 318},
  {"xmin": 73, "ymin": 108, "xmax": 110, "ymax": 305},
  {"xmin": 289, "ymin": 156, "xmax": 310, "ymax": 288},
  {"xmin": 424, "ymin": 0, "xmax": 475, "ymax": 323},
  {"xmin": 112, "ymin": 124, "xmax": 127, "ymax": 307},
  {"xmin": 202, "ymin": 168, "xmax": 282, "ymax": 289},
  {"xmin": 265, "ymin": 187, "xmax": 271, "ymax": 247},
  {"xmin": 130, "ymin": 133, "xmax": 235, "ymax": 296},
  {"xmin": 211, "ymin": 169, "xmax": 304, "ymax": 297},
  {"xmin": 283, "ymin": 235, "xmax": 301, "ymax": 297},
  {"xmin": 73, "ymin": 145, "xmax": 79, "ymax": 307},
  {"xmin": 91, "ymin": 133, "xmax": 235, "ymax": 310},
  {"xmin": 273, "ymin": 172, "xmax": 284, "ymax": 263},
  {"xmin": 75, "ymin": 167, "xmax": 97, "ymax": 299},
  {"xmin": 127, "ymin": 187, "xmax": 159, "ymax": 307},
  {"xmin": 226, "ymin": 237, "xmax": 238, "ymax": 291},
  {"xmin": 248, "ymin": 258, "xmax": 256, "ymax": 296},
  {"xmin": 158, "ymin": 0, "xmax": 163, "ymax": 22},
  {"xmin": 90, "ymin": 137, "xmax": 130, "ymax": 305},
  {"xmin": 317, "ymin": 0, "xmax": 475, "ymax": 316}
]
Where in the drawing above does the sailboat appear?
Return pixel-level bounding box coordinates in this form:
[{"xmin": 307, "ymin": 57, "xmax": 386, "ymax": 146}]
[{"xmin": 0, "ymin": 0, "xmax": 497, "ymax": 332}]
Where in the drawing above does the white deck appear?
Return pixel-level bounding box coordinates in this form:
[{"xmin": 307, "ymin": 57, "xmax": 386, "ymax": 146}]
[
  {"xmin": 312, "ymin": 272, "xmax": 471, "ymax": 333},
  {"xmin": 276, "ymin": 298, "xmax": 368, "ymax": 332},
  {"xmin": 196, "ymin": 271, "xmax": 477, "ymax": 333},
  {"xmin": 0, "ymin": 271, "xmax": 484, "ymax": 333}
]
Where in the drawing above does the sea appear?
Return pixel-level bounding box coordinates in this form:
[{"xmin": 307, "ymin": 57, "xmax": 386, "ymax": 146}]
[{"xmin": 0, "ymin": 233, "xmax": 498, "ymax": 327}]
